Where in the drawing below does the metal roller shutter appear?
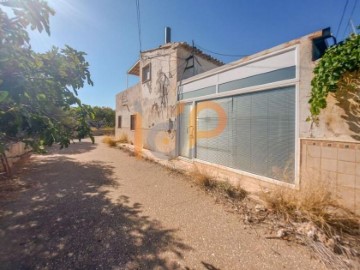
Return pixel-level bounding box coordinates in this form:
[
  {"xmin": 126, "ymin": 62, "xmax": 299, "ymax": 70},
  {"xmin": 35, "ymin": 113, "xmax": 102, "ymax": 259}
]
[{"xmin": 195, "ymin": 86, "xmax": 295, "ymax": 183}]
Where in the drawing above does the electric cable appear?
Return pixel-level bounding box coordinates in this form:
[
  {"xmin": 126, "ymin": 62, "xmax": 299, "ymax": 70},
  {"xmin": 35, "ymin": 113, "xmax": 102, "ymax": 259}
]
[
  {"xmin": 194, "ymin": 42, "xmax": 249, "ymax": 58},
  {"xmin": 135, "ymin": 0, "xmax": 142, "ymax": 53},
  {"xmin": 336, "ymin": 0, "xmax": 350, "ymax": 38}
]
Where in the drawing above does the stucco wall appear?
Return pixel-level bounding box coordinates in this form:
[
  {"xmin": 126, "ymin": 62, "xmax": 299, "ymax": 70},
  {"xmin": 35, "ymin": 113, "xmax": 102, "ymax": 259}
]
[
  {"xmin": 116, "ymin": 43, "xmax": 222, "ymax": 157},
  {"xmin": 0, "ymin": 142, "xmax": 31, "ymax": 174},
  {"xmin": 177, "ymin": 46, "xmax": 221, "ymax": 81},
  {"xmin": 297, "ymin": 33, "xmax": 360, "ymax": 143},
  {"xmin": 115, "ymin": 83, "xmax": 141, "ymax": 144}
]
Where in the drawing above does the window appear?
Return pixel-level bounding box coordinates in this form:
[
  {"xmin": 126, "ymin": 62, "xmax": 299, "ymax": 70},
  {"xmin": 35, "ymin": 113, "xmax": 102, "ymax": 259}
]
[
  {"xmin": 117, "ymin": 116, "xmax": 122, "ymax": 128},
  {"xmin": 195, "ymin": 86, "xmax": 296, "ymax": 183},
  {"xmin": 130, "ymin": 114, "xmax": 136, "ymax": 130},
  {"xmin": 142, "ymin": 64, "xmax": 151, "ymax": 83}
]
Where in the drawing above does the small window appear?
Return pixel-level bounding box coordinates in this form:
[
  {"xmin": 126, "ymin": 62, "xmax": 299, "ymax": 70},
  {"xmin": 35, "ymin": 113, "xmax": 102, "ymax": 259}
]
[
  {"xmin": 142, "ymin": 64, "xmax": 151, "ymax": 83},
  {"xmin": 130, "ymin": 114, "xmax": 136, "ymax": 130},
  {"xmin": 117, "ymin": 116, "xmax": 122, "ymax": 128}
]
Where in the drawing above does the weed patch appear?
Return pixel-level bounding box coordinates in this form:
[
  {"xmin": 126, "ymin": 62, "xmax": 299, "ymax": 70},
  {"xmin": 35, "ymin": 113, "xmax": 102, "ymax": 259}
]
[
  {"xmin": 261, "ymin": 181, "xmax": 360, "ymax": 268},
  {"xmin": 117, "ymin": 133, "xmax": 129, "ymax": 144},
  {"xmin": 190, "ymin": 169, "xmax": 247, "ymax": 201},
  {"xmin": 102, "ymin": 136, "xmax": 117, "ymax": 147}
]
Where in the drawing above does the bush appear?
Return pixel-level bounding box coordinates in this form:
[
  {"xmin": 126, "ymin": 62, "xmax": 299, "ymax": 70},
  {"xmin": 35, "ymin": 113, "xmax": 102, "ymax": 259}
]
[
  {"xmin": 190, "ymin": 168, "xmax": 247, "ymax": 201},
  {"xmin": 261, "ymin": 181, "xmax": 359, "ymax": 236},
  {"xmin": 117, "ymin": 133, "xmax": 129, "ymax": 144},
  {"xmin": 102, "ymin": 136, "xmax": 117, "ymax": 147}
]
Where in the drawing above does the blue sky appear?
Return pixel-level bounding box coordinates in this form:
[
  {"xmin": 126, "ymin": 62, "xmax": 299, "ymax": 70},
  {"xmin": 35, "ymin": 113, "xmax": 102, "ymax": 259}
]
[{"xmin": 28, "ymin": 0, "xmax": 360, "ymax": 109}]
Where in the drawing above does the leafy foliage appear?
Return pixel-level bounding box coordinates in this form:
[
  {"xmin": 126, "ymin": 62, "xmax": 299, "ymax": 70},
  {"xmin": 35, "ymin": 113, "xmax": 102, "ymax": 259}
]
[
  {"xmin": 0, "ymin": 0, "xmax": 94, "ymax": 153},
  {"xmin": 309, "ymin": 32, "xmax": 360, "ymax": 120},
  {"xmin": 91, "ymin": 106, "xmax": 115, "ymax": 128}
]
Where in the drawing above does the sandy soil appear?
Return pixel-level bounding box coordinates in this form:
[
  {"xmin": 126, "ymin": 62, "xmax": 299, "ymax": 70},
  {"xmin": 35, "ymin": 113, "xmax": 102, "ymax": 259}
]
[{"xmin": 0, "ymin": 138, "xmax": 325, "ymax": 269}]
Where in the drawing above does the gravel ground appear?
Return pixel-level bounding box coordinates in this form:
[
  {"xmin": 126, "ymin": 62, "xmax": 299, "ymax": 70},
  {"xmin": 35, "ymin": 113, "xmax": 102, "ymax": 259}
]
[{"xmin": 0, "ymin": 138, "xmax": 325, "ymax": 270}]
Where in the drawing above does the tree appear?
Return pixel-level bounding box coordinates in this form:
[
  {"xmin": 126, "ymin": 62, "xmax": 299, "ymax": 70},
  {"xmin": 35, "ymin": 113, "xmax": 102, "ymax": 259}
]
[
  {"xmin": 91, "ymin": 106, "xmax": 115, "ymax": 128},
  {"xmin": 309, "ymin": 30, "xmax": 360, "ymax": 121},
  {"xmin": 0, "ymin": 0, "xmax": 94, "ymax": 153}
]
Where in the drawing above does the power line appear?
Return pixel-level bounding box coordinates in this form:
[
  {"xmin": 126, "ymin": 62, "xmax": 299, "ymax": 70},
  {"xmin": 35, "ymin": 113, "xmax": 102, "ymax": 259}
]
[
  {"xmin": 349, "ymin": 0, "xmax": 359, "ymax": 20},
  {"xmin": 135, "ymin": 0, "xmax": 142, "ymax": 53},
  {"xmin": 348, "ymin": 0, "xmax": 359, "ymax": 34},
  {"xmin": 336, "ymin": 0, "xmax": 350, "ymax": 38},
  {"xmin": 194, "ymin": 42, "xmax": 249, "ymax": 58},
  {"xmin": 341, "ymin": 0, "xmax": 359, "ymax": 38}
]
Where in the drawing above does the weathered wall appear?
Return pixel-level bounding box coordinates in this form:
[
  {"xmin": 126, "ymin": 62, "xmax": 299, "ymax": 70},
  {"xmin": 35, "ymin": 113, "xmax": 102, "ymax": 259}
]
[
  {"xmin": 116, "ymin": 45, "xmax": 183, "ymax": 156},
  {"xmin": 298, "ymin": 33, "xmax": 318, "ymax": 138},
  {"xmin": 296, "ymin": 33, "xmax": 360, "ymax": 214},
  {"xmin": 0, "ymin": 142, "xmax": 31, "ymax": 173},
  {"xmin": 115, "ymin": 83, "xmax": 141, "ymax": 144},
  {"xmin": 310, "ymin": 91, "xmax": 360, "ymax": 142},
  {"xmin": 301, "ymin": 139, "xmax": 360, "ymax": 215},
  {"xmin": 177, "ymin": 46, "xmax": 221, "ymax": 81},
  {"xmin": 298, "ymin": 33, "xmax": 360, "ymax": 142},
  {"xmin": 140, "ymin": 46, "xmax": 178, "ymax": 156},
  {"xmin": 116, "ymin": 43, "xmax": 222, "ymax": 157}
]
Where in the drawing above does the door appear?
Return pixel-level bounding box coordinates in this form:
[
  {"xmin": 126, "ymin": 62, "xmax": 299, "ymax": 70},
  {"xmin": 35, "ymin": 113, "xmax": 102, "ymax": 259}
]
[{"xmin": 179, "ymin": 103, "xmax": 194, "ymax": 158}]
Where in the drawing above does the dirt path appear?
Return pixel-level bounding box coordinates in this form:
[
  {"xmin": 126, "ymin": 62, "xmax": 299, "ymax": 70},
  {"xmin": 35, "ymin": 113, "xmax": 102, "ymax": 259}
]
[{"xmin": 0, "ymin": 138, "xmax": 324, "ymax": 270}]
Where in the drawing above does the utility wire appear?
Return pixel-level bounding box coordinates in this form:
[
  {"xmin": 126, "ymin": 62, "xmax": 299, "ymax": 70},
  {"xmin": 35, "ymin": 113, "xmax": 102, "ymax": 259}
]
[
  {"xmin": 336, "ymin": 0, "xmax": 350, "ymax": 38},
  {"xmin": 342, "ymin": 0, "xmax": 359, "ymax": 38},
  {"xmin": 349, "ymin": 0, "xmax": 359, "ymax": 21},
  {"xmin": 348, "ymin": 0, "xmax": 359, "ymax": 34},
  {"xmin": 135, "ymin": 0, "xmax": 142, "ymax": 54},
  {"xmin": 194, "ymin": 42, "xmax": 249, "ymax": 58}
]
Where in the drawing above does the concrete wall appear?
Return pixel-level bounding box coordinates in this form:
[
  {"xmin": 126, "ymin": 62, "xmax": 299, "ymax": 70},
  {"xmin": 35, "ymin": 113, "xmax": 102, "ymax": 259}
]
[
  {"xmin": 177, "ymin": 47, "xmax": 221, "ymax": 81},
  {"xmin": 115, "ymin": 45, "xmax": 178, "ymax": 156},
  {"xmin": 297, "ymin": 33, "xmax": 359, "ymax": 142},
  {"xmin": 115, "ymin": 83, "xmax": 142, "ymax": 144},
  {"xmin": 296, "ymin": 33, "xmax": 360, "ymax": 214},
  {"xmin": 115, "ymin": 43, "xmax": 222, "ymax": 157},
  {"xmin": 0, "ymin": 142, "xmax": 31, "ymax": 174}
]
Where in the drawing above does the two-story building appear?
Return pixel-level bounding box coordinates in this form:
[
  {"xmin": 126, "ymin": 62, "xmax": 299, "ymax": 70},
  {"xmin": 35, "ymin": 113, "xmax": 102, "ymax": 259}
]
[{"xmin": 115, "ymin": 39, "xmax": 223, "ymax": 156}]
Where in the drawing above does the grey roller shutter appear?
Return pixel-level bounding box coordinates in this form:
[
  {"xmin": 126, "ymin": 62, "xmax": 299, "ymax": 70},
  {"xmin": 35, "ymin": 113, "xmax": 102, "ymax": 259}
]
[{"xmin": 195, "ymin": 86, "xmax": 295, "ymax": 183}]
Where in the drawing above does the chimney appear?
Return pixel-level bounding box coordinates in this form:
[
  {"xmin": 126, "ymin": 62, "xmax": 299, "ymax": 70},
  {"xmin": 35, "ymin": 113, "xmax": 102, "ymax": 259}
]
[{"xmin": 165, "ymin": 27, "xmax": 171, "ymax": 44}]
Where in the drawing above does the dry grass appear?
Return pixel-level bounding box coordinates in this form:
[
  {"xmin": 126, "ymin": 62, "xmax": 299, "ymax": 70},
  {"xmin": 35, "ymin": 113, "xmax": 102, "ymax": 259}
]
[
  {"xmin": 261, "ymin": 180, "xmax": 360, "ymax": 268},
  {"xmin": 102, "ymin": 134, "xmax": 129, "ymax": 147},
  {"xmin": 191, "ymin": 169, "xmax": 213, "ymax": 187},
  {"xmin": 102, "ymin": 136, "xmax": 117, "ymax": 147},
  {"xmin": 190, "ymin": 169, "xmax": 247, "ymax": 201},
  {"xmin": 261, "ymin": 181, "xmax": 359, "ymax": 236},
  {"xmin": 117, "ymin": 133, "xmax": 129, "ymax": 144}
]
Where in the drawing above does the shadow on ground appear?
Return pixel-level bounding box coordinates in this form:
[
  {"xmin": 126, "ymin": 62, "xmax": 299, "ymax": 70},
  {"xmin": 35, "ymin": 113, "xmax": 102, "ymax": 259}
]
[
  {"xmin": 0, "ymin": 156, "xmax": 191, "ymax": 269},
  {"xmin": 45, "ymin": 141, "xmax": 97, "ymax": 155}
]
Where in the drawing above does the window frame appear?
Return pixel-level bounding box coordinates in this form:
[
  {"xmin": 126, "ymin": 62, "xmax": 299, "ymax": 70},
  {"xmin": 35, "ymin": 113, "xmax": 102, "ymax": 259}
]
[
  {"xmin": 142, "ymin": 63, "xmax": 151, "ymax": 83},
  {"xmin": 130, "ymin": 114, "xmax": 136, "ymax": 131},
  {"xmin": 117, "ymin": 115, "xmax": 122, "ymax": 128}
]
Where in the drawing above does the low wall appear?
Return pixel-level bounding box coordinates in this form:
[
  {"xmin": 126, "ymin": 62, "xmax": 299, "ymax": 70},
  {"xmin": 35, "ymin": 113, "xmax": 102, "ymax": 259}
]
[
  {"xmin": 301, "ymin": 139, "xmax": 360, "ymax": 215},
  {"xmin": 0, "ymin": 142, "xmax": 31, "ymax": 174}
]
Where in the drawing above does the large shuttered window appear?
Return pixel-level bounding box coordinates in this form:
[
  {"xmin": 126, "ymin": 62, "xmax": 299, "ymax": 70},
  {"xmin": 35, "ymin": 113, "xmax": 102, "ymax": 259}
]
[{"xmin": 195, "ymin": 86, "xmax": 295, "ymax": 183}]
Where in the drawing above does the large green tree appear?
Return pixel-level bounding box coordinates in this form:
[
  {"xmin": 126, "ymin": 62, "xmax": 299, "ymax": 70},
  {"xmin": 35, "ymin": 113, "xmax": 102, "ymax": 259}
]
[
  {"xmin": 91, "ymin": 106, "xmax": 115, "ymax": 128},
  {"xmin": 0, "ymin": 0, "xmax": 94, "ymax": 153}
]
